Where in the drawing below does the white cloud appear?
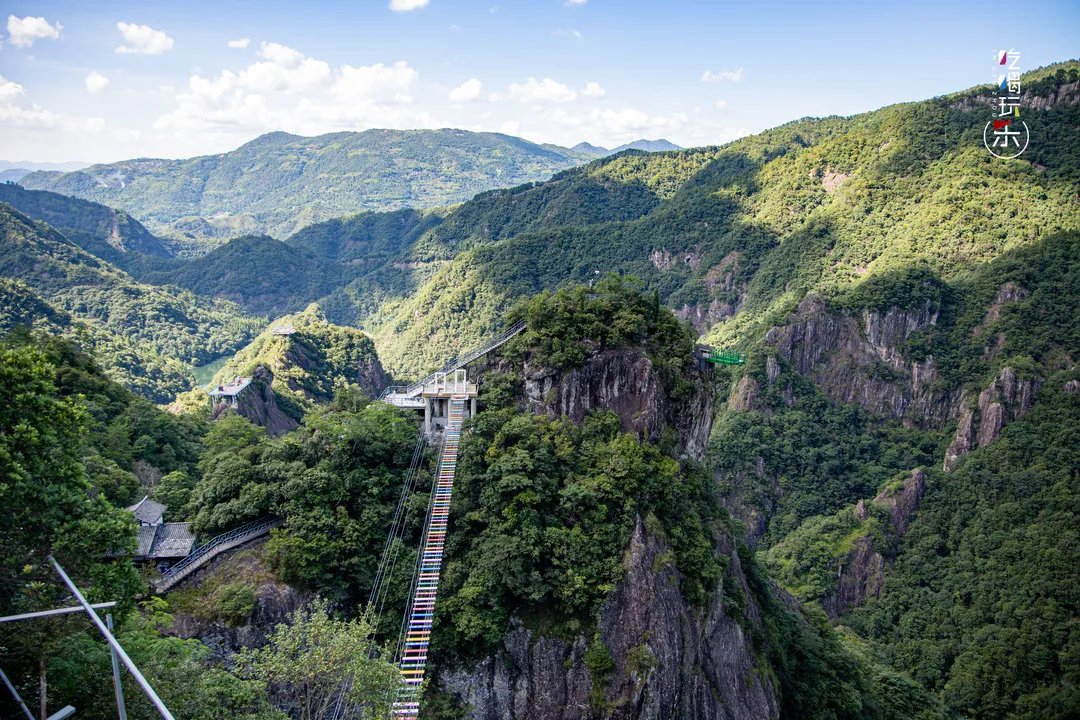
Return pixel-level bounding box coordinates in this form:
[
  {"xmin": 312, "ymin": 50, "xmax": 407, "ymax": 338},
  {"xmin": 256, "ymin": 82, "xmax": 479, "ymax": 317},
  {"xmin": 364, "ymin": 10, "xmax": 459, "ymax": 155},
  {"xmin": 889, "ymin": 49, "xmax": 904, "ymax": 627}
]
[
  {"xmin": 581, "ymin": 81, "xmax": 605, "ymax": 98},
  {"xmin": 0, "ymin": 75, "xmax": 27, "ymax": 103},
  {"xmin": 85, "ymin": 71, "xmax": 110, "ymax": 94},
  {"xmin": 154, "ymin": 43, "xmax": 430, "ymax": 143},
  {"xmin": 564, "ymin": 0, "xmax": 588, "ymax": 5},
  {"xmin": 701, "ymin": 67, "xmax": 744, "ymax": 83},
  {"xmin": 449, "ymin": 78, "xmax": 483, "ymax": 103},
  {"xmin": 334, "ymin": 61, "xmax": 417, "ymax": 103},
  {"xmin": 507, "ymin": 77, "xmax": 578, "ymax": 104},
  {"xmin": 389, "ymin": 0, "xmax": 430, "ymax": 11},
  {"xmin": 553, "ymin": 28, "xmax": 583, "ymax": 40},
  {"xmin": 228, "ymin": 37, "xmax": 250, "ymax": 49},
  {"xmin": 0, "ymin": 73, "xmax": 107, "ymax": 135},
  {"xmin": 714, "ymin": 99, "xmax": 728, "ymax": 110},
  {"xmin": 115, "ymin": 22, "xmax": 174, "ymax": 55},
  {"xmin": 7, "ymin": 15, "xmax": 62, "ymax": 47}
]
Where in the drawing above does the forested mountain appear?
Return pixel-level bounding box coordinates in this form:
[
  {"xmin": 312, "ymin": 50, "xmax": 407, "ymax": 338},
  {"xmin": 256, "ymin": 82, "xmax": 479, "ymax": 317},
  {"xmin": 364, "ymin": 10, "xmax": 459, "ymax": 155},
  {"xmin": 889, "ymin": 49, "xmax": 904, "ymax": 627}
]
[
  {"xmin": 1, "ymin": 60, "xmax": 1078, "ymax": 720},
  {"xmin": 0, "ymin": 203, "xmax": 262, "ymax": 400},
  {"xmin": 20, "ymin": 129, "xmax": 602, "ymax": 240},
  {"xmin": 0, "ymin": 183, "xmax": 177, "ymax": 265},
  {"xmin": 339, "ymin": 62, "xmax": 1080, "ymax": 380}
]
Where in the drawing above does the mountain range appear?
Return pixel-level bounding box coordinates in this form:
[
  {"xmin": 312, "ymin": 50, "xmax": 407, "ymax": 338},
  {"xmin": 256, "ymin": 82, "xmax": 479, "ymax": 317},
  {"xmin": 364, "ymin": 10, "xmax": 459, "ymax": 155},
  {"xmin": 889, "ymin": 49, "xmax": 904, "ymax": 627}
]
[
  {"xmin": 1, "ymin": 60, "xmax": 1078, "ymax": 718},
  {"xmin": 17, "ymin": 129, "xmax": 677, "ymax": 242}
]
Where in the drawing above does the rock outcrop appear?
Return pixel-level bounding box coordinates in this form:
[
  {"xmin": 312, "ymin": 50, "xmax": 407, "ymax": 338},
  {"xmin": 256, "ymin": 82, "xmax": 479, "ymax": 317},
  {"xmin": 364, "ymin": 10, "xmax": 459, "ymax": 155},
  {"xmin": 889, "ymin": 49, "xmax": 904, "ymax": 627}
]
[
  {"xmin": 168, "ymin": 541, "xmax": 312, "ymax": 661},
  {"xmin": 823, "ymin": 469, "xmax": 927, "ymax": 618},
  {"xmin": 764, "ymin": 295, "xmax": 962, "ymax": 428},
  {"xmin": 439, "ymin": 517, "xmax": 779, "ymax": 720},
  {"xmin": 212, "ymin": 364, "xmax": 299, "ymax": 436},
  {"xmin": 943, "ymin": 367, "xmax": 1040, "ymax": 471},
  {"xmin": 482, "ymin": 348, "xmax": 715, "ymax": 461}
]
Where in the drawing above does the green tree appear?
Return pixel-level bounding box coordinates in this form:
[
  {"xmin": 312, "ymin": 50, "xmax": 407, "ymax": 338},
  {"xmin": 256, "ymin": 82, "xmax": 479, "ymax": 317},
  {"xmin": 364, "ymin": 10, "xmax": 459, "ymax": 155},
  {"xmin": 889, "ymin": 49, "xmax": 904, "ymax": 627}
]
[
  {"xmin": 0, "ymin": 342, "xmax": 141, "ymax": 715},
  {"xmin": 236, "ymin": 599, "xmax": 399, "ymax": 720}
]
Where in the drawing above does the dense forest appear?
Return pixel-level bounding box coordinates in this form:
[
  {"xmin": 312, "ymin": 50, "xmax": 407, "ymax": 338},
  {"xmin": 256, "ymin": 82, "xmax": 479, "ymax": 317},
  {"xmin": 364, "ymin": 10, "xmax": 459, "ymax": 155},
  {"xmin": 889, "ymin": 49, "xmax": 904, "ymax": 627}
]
[
  {"xmin": 20, "ymin": 129, "xmax": 602, "ymax": 239},
  {"xmin": 1, "ymin": 61, "xmax": 1078, "ymax": 719}
]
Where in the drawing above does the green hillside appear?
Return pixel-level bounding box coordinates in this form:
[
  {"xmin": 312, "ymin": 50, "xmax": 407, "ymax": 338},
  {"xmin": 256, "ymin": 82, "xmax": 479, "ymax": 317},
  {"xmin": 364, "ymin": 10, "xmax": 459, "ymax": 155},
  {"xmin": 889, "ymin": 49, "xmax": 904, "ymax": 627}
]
[
  {"xmin": 0, "ymin": 204, "xmax": 262, "ymax": 401},
  {"xmin": 0, "ymin": 183, "xmax": 172, "ymax": 260},
  {"xmin": 344, "ymin": 62, "xmax": 1080, "ymax": 379},
  {"xmin": 206, "ymin": 304, "xmax": 386, "ymax": 420},
  {"xmin": 20, "ymin": 129, "xmax": 597, "ymax": 239}
]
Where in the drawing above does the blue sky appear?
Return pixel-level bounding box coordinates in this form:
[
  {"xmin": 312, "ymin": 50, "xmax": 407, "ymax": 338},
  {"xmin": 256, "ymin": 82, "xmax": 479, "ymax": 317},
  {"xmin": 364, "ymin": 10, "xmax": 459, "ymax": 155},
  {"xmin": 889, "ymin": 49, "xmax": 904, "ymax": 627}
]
[{"xmin": 1, "ymin": 0, "xmax": 1077, "ymax": 162}]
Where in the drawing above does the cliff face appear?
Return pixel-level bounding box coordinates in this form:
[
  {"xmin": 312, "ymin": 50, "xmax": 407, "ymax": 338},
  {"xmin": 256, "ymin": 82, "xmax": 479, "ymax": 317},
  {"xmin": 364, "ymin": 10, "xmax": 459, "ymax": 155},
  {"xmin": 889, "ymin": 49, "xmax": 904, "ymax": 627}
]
[
  {"xmin": 502, "ymin": 348, "xmax": 714, "ymax": 461},
  {"xmin": 168, "ymin": 541, "xmax": 312, "ymax": 661},
  {"xmin": 764, "ymin": 295, "xmax": 962, "ymax": 428},
  {"xmin": 212, "ymin": 364, "xmax": 299, "ymax": 436},
  {"xmin": 943, "ymin": 366, "xmax": 1040, "ymax": 471},
  {"xmin": 439, "ymin": 517, "xmax": 779, "ymax": 720},
  {"xmin": 822, "ymin": 469, "xmax": 927, "ymax": 618}
]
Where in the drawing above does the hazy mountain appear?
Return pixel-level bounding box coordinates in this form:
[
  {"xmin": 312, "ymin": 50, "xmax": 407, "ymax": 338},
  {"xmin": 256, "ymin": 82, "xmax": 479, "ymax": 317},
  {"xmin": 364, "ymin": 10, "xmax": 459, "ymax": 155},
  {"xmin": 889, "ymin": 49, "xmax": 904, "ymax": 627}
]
[
  {"xmin": 0, "ymin": 159, "xmax": 89, "ymax": 172},
  {"xmin": 20, "ymin": 129, "xmax": 599, "ymax": 240},
  {"xmin": 0, "ymin": 169, "xmax": 31, "ymax": 183},
  {"xmin": 572, "ymin": 138, "xmax": 682, "ymax": 156},
  {"xmin": 610, "ymin": 138, "xmax": 682, "ymax": 153}
]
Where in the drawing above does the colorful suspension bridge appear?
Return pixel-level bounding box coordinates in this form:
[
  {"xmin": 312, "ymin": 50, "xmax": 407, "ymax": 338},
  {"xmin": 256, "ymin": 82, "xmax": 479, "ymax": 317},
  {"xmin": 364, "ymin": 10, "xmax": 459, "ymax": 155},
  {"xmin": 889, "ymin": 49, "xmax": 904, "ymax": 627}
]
[{"xmin": 390, "ymin": 397, "xmax": 466, "ymax": 719}]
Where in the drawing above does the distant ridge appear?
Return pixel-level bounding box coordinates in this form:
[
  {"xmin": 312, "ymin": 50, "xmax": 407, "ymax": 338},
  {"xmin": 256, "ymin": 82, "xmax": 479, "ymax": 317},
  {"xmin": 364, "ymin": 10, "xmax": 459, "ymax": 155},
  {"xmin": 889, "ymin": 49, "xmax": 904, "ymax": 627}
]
[
  {"xmin": 20, "ymin": 129, "xmax": 598, "ymax": 239},
  {"xmin": 572, "ymin": 138, "xmax": 682, "ymax": 156}
]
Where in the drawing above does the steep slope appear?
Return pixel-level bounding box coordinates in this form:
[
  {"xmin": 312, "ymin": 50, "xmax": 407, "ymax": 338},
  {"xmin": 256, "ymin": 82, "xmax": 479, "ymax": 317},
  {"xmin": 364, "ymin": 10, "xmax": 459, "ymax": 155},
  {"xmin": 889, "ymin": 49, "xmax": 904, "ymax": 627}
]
[
  {"xmin": 309, "ymin": 62, "xmax": 1078, "ymax": 717},
  {"xmin": 204, "ymin": 304, "xmax": 386, "ymax": 431},
  {"xmin": 141, "ymin": 234, "xmax": 349, "ymax": 316},
  {"xmin": 419, "ymin": 282, "xmax": 943, "ymax": 719},
  {"xmin": 20, "ymin": 129, "xmax": 597, "ymax": 239},
  {"xmin": 0, "ymin": 183, "xmax": 171, "ymax": 258},
  {"xmin": 343, "ymin": 62, "xmax": 1079, "ymax": 380},
  {"xmin": 0, "ymin": 205, "xmax": 262, "ymax": 401}
]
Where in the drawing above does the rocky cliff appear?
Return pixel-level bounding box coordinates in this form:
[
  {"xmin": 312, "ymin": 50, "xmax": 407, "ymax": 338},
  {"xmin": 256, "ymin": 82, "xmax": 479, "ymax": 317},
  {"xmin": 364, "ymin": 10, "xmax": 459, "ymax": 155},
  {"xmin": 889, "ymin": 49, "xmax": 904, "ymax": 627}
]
[
  {"xmin": 478, "ymin": 347, "xmax": 715, "ymax": 461},
  {"xmin": 822, "ymin": 469, "xmax": 927, "ymax": 618},
  {"xmin": 167, "ymin": 541, "xmax": 311, "ymax": 661},
  {"xmin": 943, "ymin": 366, "xmax": 1041, "ymax": 471},
  {"xmin": 439, "ymin": 516, "xmax": 779, "ymax": 720},
  {"xmin": 211, "ymin": 364, "xmax": 299, "ymax": 436},
  {"xmin": 764, "ymin": 295, "xmax": 963, "ymax": 428}
]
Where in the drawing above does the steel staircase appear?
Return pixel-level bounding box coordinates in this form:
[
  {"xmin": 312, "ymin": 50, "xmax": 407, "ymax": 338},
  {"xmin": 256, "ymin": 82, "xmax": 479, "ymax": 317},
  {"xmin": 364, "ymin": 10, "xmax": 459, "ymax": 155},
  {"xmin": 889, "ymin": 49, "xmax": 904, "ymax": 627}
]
[{"xmin": 391, "ymin": 397, "xmax": 466, "ymax": 718}]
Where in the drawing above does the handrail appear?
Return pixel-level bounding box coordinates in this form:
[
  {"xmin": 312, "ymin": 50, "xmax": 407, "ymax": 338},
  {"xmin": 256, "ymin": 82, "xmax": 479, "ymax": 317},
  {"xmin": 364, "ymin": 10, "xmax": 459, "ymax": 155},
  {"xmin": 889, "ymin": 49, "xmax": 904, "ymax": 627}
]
[
  {"xmin": 389, "ymin": 320, "xmax": 526, "ymax": 400},
  {"xmin": 154, "ymin": 516, "xmax": 282, "ymax": 591}
]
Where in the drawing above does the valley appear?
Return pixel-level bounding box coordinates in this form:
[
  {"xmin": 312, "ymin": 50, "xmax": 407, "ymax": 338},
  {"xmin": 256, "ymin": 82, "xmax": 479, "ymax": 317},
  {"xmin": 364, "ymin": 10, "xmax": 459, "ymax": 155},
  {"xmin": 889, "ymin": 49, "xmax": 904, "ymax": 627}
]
[{"xmin": 0, "ymin": 48, "xmax": 1077, "ymax": 720}]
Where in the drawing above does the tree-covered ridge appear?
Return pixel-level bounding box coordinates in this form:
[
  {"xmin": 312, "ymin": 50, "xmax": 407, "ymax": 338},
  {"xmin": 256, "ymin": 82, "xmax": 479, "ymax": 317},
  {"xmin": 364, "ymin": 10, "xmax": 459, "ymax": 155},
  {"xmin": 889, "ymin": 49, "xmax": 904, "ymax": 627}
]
[
  {"xmin": 0, "ymin": 204, "xmax": 263, "ymax": 401},
  {"xmin": 0, "ymin": 182, "xmax": 172, "ymax": 260},
  {"xmin": 206, "ymin": 304, "xmax": 386, "ymax": 420},
  {"xmin": 344, "ymin": 62, "xmax": 1080, "ymax": 379},
  {"xmin": 140, "ymin": 234, "xmax": 353, "ymax": 316},
  {"xmin": 761, "ymin": 377, "xmax": 1080, "ymax": 719},
  {"xmin": 710, "ymin": 221, "xmax": 1080, "ymax": 715},
  {"xmin": 20, "ymin": 129, "xmax": 600, "ymax": 239},
  {"xmin": 503, "ymin": 274, "xmax": 699, "ymax": 397}
]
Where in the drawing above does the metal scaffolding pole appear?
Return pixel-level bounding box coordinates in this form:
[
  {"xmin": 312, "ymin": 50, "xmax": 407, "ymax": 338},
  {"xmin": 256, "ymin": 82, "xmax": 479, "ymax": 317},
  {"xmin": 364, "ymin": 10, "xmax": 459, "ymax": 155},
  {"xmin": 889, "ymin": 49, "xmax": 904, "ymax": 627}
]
[
  {"xmin": 106, "ymin": 614, "xmax": 128, "ymax": 720},
  {"xmin": 0, "ymin": 667, "xmax": 35, "ymax": 720},
  {"xmin": 48, "ymin": 556, "xmax": 175, "ymax": 720},
  {"xmin": 0, "ymin": 601, "xmax": 118, "ymax": 624}
]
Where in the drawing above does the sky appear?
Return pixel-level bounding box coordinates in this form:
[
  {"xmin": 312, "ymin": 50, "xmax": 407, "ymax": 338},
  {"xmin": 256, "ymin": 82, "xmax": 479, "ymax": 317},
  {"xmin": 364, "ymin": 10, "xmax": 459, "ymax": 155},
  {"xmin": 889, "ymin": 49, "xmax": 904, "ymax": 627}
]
[{"xmin": 0, "ymin": 0, "xmax": 1077, "ymax": 164}]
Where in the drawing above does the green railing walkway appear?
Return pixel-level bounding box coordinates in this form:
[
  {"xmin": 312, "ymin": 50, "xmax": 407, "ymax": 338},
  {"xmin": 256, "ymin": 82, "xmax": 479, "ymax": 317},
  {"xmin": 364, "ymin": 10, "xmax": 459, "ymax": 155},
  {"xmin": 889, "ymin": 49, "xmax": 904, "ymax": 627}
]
[{"xmin": 700, "ymin": 347, "xmax": 745, "ymax": 365}]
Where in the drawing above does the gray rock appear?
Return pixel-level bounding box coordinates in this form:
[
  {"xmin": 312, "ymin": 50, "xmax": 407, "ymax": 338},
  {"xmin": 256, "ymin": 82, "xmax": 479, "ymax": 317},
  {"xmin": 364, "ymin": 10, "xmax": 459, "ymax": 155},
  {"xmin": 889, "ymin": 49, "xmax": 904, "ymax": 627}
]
[{"xmin": 439, "ymin": 517, "xmax": 779, "ymax": 720}]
